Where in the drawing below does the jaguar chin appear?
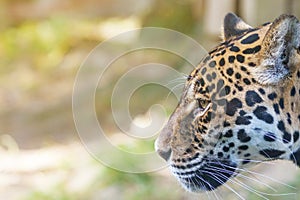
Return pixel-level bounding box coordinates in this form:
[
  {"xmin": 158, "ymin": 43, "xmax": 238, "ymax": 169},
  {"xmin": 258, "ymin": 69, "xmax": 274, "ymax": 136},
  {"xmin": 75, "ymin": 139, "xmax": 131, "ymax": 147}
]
[{"xmin": 173, "ymin": 160, "xmax": 237, "ymax": 192}]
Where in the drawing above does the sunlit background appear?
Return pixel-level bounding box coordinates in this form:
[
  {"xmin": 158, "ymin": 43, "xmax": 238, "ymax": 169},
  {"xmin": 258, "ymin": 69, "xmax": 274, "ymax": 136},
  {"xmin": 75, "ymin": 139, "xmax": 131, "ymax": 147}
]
[{"xmin": 1, "ymin": 0, "xmax": 300, "ymax": 199}]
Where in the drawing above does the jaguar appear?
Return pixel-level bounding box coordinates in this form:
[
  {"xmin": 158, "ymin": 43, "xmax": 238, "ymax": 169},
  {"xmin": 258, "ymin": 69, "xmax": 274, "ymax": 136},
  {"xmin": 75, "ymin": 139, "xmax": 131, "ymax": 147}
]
[{"xmin": 155, "ymin": 13, "xmax": 300, "ymax": 193}]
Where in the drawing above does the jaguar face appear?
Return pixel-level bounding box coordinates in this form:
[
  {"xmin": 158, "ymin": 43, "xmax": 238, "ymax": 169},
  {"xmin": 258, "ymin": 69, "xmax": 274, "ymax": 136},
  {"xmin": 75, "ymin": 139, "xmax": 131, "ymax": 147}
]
[{"xmin": 155, "ymin": 13, "xmax": 300, "ymax": 192}]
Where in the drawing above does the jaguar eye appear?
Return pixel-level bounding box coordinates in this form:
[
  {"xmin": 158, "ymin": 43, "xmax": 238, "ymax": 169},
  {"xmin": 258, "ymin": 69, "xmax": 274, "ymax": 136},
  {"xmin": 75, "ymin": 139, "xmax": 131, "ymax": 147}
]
[
  {"xmin": 193, "ymin": 99, "xmax": 211, "ymax": 118},
  {"xmin": 197, "ymin": 99, "xmax": 210, "ymax": 109}
]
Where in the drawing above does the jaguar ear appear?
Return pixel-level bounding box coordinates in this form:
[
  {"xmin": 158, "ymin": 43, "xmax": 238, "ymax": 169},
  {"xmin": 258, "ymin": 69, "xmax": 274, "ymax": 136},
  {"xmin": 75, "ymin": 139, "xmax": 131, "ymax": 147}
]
[
  {"xmin": 252, "ymin": 15, "xmax": 300, "ymax": 85},
  {"xmin": 222, "ymin": 13, "xmax": 252, "ymax": 40}
]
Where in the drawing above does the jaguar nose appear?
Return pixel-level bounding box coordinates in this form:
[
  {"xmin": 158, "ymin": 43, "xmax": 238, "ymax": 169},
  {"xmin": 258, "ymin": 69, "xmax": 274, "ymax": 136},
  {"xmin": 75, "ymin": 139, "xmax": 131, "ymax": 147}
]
[
  {"xmin": 155, "ymin": 137, "xmax": 172, "ymax": 161},
  {"xmin": 157, "ymin": 148, "xmax": 172, "ymax": 161}
]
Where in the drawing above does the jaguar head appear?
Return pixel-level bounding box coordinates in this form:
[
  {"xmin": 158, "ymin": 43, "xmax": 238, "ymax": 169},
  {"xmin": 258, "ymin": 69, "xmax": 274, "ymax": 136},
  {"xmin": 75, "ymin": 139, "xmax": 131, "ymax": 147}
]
[{"xmin": 155, "ymin": 13, "xmax": 300, "ymax": 192}]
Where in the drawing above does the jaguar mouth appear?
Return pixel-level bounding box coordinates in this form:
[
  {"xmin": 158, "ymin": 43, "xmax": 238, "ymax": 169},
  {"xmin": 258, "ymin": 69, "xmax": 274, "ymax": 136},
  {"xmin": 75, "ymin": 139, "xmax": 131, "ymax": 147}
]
[{"xmin": 173, "ymin": 160, "xmax": 237, "ymax": 192}]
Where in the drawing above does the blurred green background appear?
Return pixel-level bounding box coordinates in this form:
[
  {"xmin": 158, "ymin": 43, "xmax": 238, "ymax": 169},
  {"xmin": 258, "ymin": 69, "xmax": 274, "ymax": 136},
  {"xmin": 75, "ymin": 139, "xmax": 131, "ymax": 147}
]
[{"xmin": 1, "ymin": 0, "xmax": 300, "ymax": 199}]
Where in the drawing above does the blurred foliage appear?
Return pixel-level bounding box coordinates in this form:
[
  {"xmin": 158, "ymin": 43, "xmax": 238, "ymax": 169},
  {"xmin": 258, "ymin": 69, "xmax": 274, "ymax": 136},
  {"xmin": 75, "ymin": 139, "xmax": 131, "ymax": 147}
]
[
  {"xmin": 118, "ymin": 139, "xmax": 156, "ymax": 154},
  {"xmin": 142, "ymin": 0, "xmax": 197, "ymax": 34},
  {"xmin": 1, "ymin": 18, "xmax": 69, "ymax": 74},
  {"xmin": 24, "ymin": 171, "xmax": 179, "ymax": 200},
  {"xmin": 25, "ymin": 184, "xmax": 76, "ymax": 200},
  {"xmin": 0, "ymin": 16, "xmax": 105, "ymax": 75},
  {"xmin": 95, "ymin": 168, "xmax": 181, "ymax": 200}
]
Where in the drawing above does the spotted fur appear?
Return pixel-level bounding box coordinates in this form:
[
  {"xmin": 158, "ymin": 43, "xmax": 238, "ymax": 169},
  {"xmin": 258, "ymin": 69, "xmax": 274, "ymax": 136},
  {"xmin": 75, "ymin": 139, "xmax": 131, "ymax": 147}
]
[{"xmin": 155, "ymin": 13, "xmax": 300, "ymax": 192}]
